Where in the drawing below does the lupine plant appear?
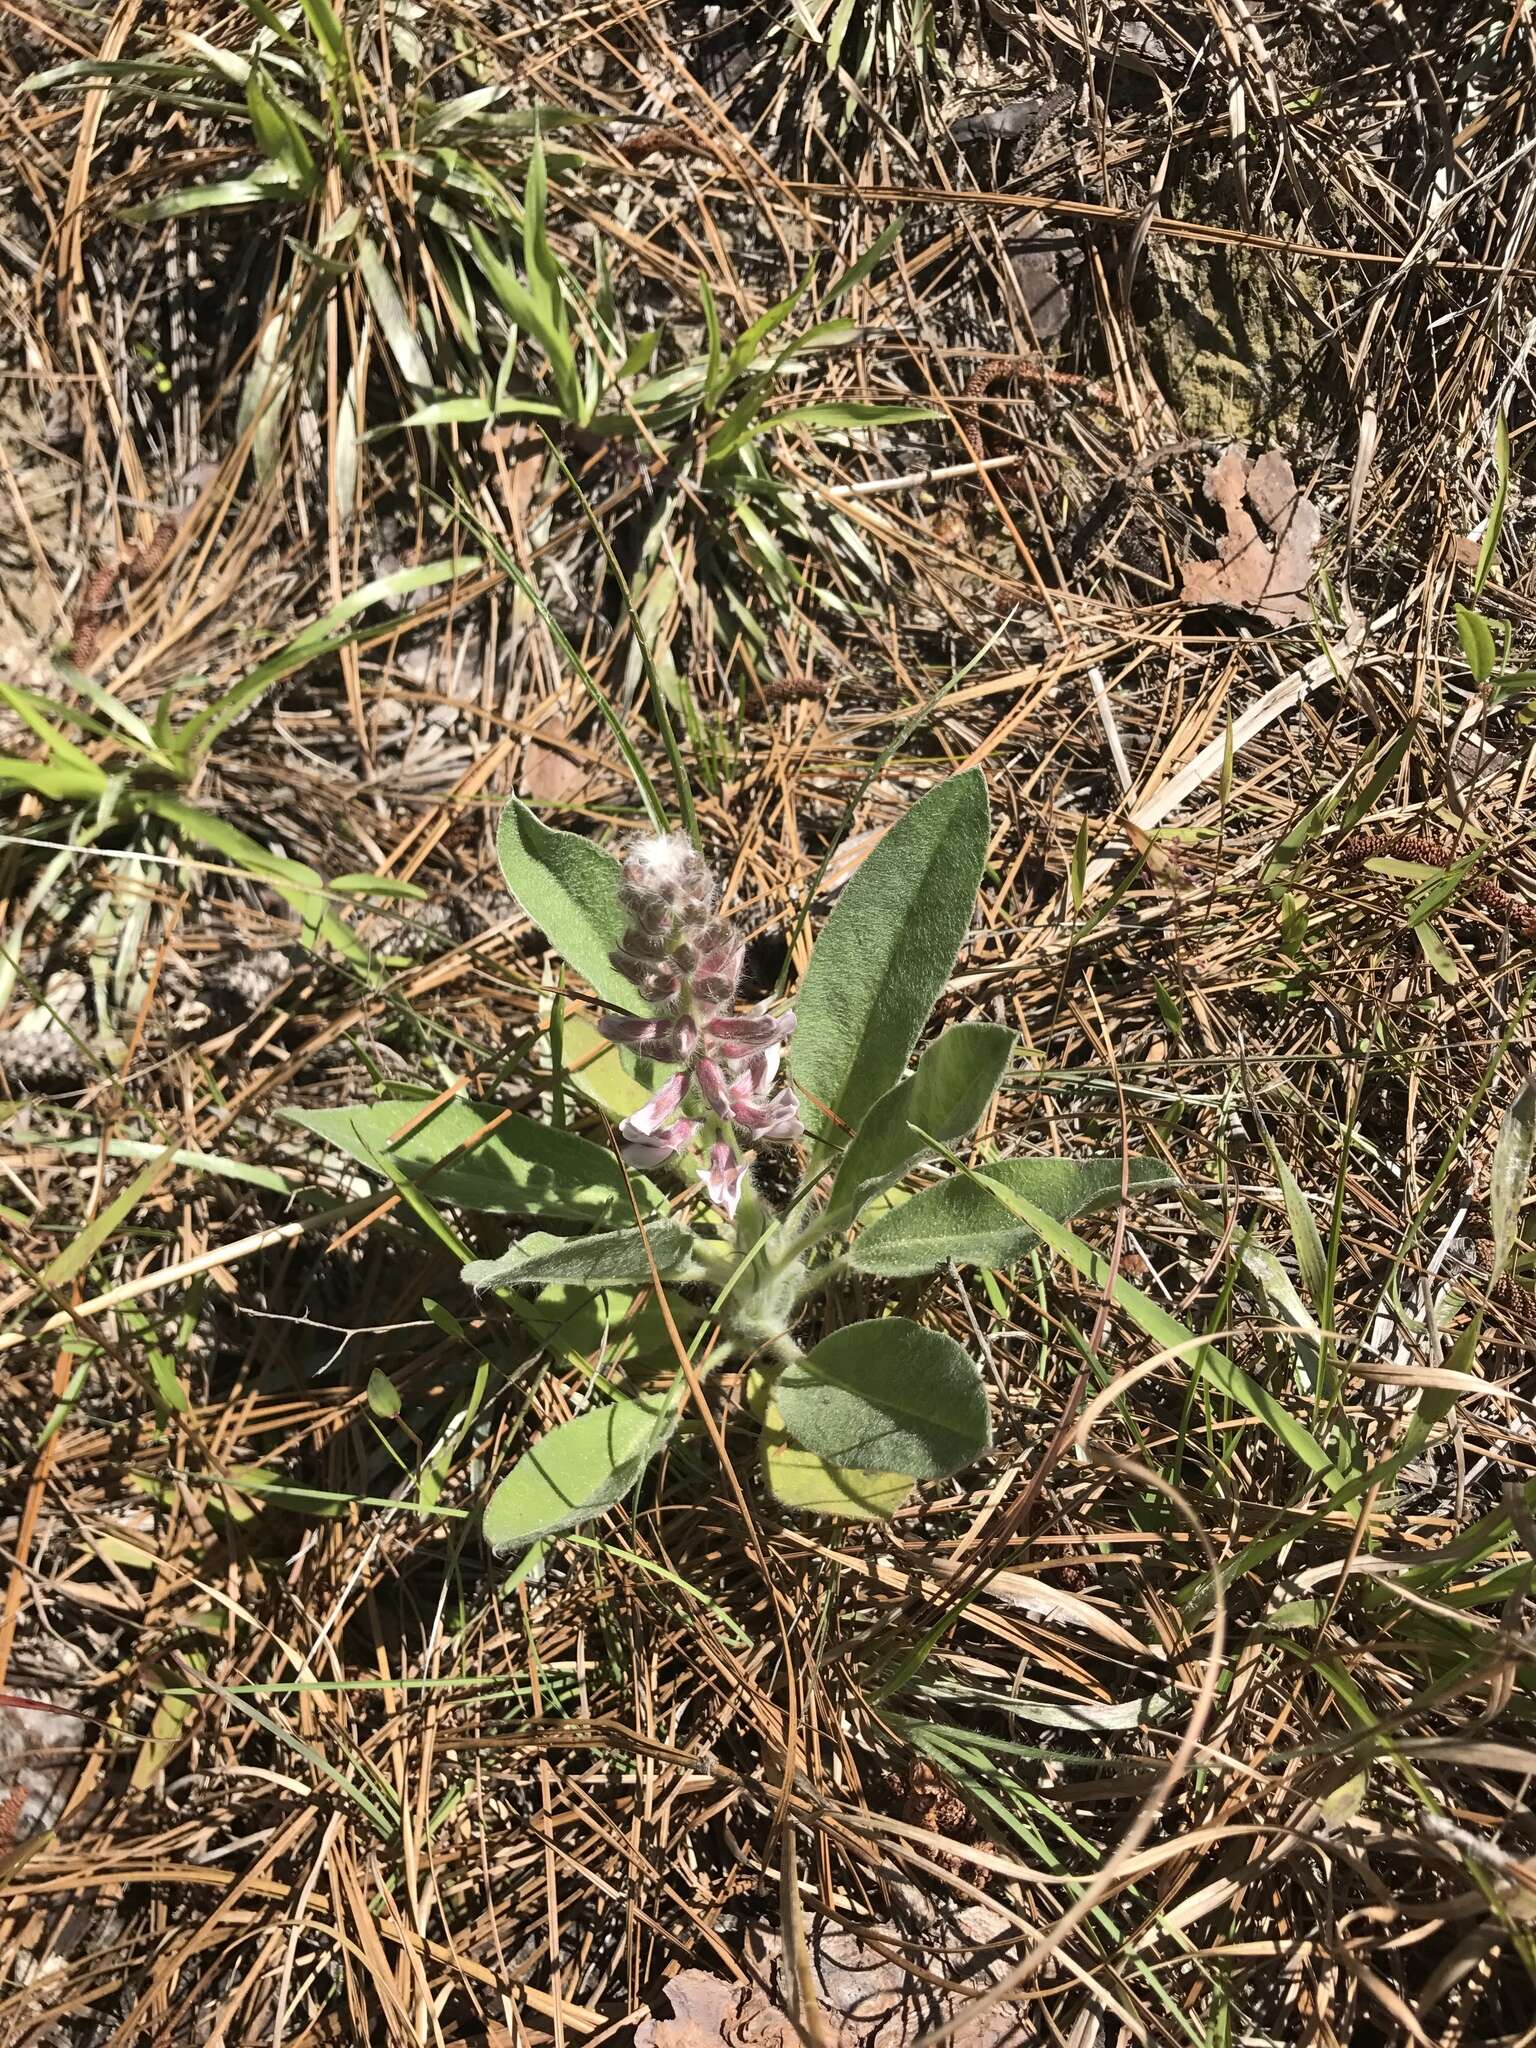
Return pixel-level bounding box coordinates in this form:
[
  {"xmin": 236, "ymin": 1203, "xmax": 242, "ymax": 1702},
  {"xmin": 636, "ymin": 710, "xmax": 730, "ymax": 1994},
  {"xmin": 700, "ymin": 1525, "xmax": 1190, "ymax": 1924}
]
[
  {"xmin": 431, "ymin": 771, "xmax": 1171, "ymax": 1548},
  {"xmin": 293, "ymin": 772, "xmax": 1168, "ymax": 1543}
]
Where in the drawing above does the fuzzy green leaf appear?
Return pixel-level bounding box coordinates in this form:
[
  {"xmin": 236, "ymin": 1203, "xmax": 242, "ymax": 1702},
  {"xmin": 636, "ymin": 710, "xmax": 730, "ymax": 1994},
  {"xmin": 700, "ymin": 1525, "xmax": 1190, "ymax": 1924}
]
[
  {"xmin": 1456, "ymin": 604, "xmax": 1496, "ymax": 687},
  {"xmin": 496, "ymin": 797, "xmax": 637, "ymax": 1010},
  {"xmin": 825, "ymin": 1021, "xmax": 1013, "ymax": 1231},
  {"xmin": 521, "ymin": 1282, "xmax": 675, "ymax": 1368},
  {"xmin": 462, "ymin": 1221, "xmax": 701, "ymax": 1292},
  {"xmin": 760, "ymin": 1400, "xmax": 915, "ymax": 1520},
  {"xmin": 1490, "ymin": 1076, "xmax": 1536, "ymax": 1281},
  {"xmin": 288, "ymin": 1097, "xmax": 650, "ymax": 1224},
  {"xmin": 852, "ymin": 1157, "xmax": 1173, "ymax": 1278},
  {"xmin": 748, "ymin": 1369, "xmax": 914, "ymax": 1518},
  {"xmin": 776, "ymin": 1319, "xmax": 989, "ymax": 1481},
  {"xmin": 556, "ymin": 1013, "xmax": 665, "ymax": 1122},
  {"xmin": 357, "ymin": 237, "xmax": 432, "ymax": 388},
  {"xmin": 792, "ymin": 772, "xmax": 989, "ymax": 1143},
  {"xmin": 483, "ymin": 1392, "xmax": 677, "ymax": 1550},
  {"xmin": 366, "ymin": 1369, "xmax": 401, "ymax": 1420}
]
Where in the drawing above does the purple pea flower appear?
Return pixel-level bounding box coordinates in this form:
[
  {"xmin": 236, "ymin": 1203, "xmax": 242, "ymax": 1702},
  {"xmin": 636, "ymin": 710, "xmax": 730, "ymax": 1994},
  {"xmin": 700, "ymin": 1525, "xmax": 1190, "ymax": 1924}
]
[
  {"xmin": 702, "ymin": 1009, "xmax": 795, "ymax": 1062},
  {"xmin": 596, "ymin": 1013, "xmax": 698, "ymax": 1063},
  {"xmin": 694, "ymin": 1044, "xmax": 803, "ymax": 1147},
  {"xmin": 703, "ymin": 1142, "xmax": 747, "ymax": 1221},
  {"xmin": 619, "ymin": 1115, "xmax": 700, "ymax": 1169},
  {"xmin": 618, "ymin": 1073, "xmax": 698, "ymax": 1167}
]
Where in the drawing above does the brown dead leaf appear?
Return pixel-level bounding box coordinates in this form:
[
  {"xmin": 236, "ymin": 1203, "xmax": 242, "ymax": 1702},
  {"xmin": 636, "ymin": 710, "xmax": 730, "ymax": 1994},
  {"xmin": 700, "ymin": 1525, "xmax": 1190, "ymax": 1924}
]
[
  {"xmin": 751, "ymin": 1921, "xmax": 1031, "ymax": 2048},
  {"xmin": 522, "ymin": 735, "xmax": 587, "ymax": 803},
  {"xmin": 0, "ymin": 1695, "xmax": 84, "ymax": 1834},
  {"xmin": 634, "ymin": 1969, "xmax": 794, "ymax": 2048},
  {"xmin": 482, "ymin": 425, "xmax": 546, "ymax": 568},
  {"xmin": 1179, "ymin": 443, "xmax": 1322, "ymax": 627}
]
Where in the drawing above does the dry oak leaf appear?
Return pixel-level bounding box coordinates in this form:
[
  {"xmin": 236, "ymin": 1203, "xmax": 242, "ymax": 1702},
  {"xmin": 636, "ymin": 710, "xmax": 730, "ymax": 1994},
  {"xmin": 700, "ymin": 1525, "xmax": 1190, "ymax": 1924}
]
[
  {"xmin": 1179, "ymin": 443, "xmax": 1322, "ymax": 627},
  {"xmin": 522, "ymin": 734, "xmax": 588, "ymax": 803},
  {"xmin": 634, "ymin": 1969, "xmax": 795, "ymax": 2048},
  {"xmin": 754, "ymin": 1921, "xmax": 1032, "ymax": 2048}
]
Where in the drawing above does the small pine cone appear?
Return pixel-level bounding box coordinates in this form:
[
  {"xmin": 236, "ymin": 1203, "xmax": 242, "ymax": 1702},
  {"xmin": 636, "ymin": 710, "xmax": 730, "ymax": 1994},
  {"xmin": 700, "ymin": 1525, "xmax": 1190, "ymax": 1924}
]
[
  {"xmin": 131, "ymin": 514, "xmax": 180, "ymax": 581},
  {"xmin": 753, "ymin": 676, "xmax": 823, "ymax": 707},
  {"xmin": 1343, "ymin": 830, "xmax": 1452, "ymax": 868},
  {"xmin": 1470, "ymin": 877, "xmax": 1536, "ymax": 940},
  {"xmin": 615, "ymin": 126, "xmax": 707, "ymax": 165},
  {"xmin": 65, "ymin": 558, "xmax": 119, "ymax": 668},
  {"xmin": 0, "ymin": 1027, "xmax": 97, "ymax": 1093}
]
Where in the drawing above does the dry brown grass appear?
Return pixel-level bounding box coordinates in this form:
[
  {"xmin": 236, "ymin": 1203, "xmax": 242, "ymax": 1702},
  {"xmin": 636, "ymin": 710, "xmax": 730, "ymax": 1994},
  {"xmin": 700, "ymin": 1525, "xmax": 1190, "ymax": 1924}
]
[{"xmin": 4, "ymin": 1, "xmax": 1536, "ymax": 2042}]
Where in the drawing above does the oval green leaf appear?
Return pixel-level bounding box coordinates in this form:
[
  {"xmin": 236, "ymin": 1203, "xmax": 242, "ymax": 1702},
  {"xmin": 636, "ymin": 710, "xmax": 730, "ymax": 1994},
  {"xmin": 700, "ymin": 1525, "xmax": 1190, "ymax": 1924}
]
[
  {"xmin": 558, "ymin": 1013, "xmax": 657, "ymax": 1118},
  {"xmin": 483, "ymin": 1393, "xmax": 676, "ymax": 1551},
  {"xmin": 462, "ymin": 1220, "xmax": 702, "ymax": 1292},
  {"xmin": 775, "ymin": 1319, "xmax": 990, "ymax": 1481},
  {"xmin": 1455, "ymin": 603, "xmax": 1496, "ymax": 687},
  {"xmin": 791, "ymin": 772, "xmax": 989, "ymax": 1143},
  {"xmin": 824, "ymin": 1020, "xmax": 1013, "ymax": 1231},
  {"xmin": 759, "ymin": 1393, "xmax": 915, "ymax": 1520},
  {"xmin": 366, "ymin": 1368, "xmax": 401, "ymax": 1420},
  {"xmin": 497, "ymin": 798, "xmax": 638, "ymax": 1011},
  {"xmin": 521, "ymin": 1282, "xmax": 675, "ymax": 1367},
  {"xmin": 288, "ymin": 1096, "xmax": 652, "ymax": 1224},
  {"xmin": 851, "ymin": 1157, "xmax": 1173, "ymax": 1278}
]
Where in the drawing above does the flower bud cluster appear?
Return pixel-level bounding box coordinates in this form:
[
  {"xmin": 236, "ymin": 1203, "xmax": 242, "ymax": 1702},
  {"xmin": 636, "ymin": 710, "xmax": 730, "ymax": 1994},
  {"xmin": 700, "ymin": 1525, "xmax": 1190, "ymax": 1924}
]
[
  {"xmin": 601, "ymin": 836, "xmax": 741, "ymax": 1060},
  {"xmin": 594, "ymin": 835, "xmax": 801, "ymax": 1206}
]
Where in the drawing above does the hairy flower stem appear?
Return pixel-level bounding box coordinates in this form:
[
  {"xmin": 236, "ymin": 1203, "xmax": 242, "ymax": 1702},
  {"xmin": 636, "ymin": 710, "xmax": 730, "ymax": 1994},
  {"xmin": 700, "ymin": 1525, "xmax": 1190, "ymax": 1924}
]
[
  {"xmin": 683, "ymin": 1186, "xmax": 807, "ymax": 1369},
  {"xmin": 782, "ymin": 1208, "xmax": 847, "ymax": 1264}
]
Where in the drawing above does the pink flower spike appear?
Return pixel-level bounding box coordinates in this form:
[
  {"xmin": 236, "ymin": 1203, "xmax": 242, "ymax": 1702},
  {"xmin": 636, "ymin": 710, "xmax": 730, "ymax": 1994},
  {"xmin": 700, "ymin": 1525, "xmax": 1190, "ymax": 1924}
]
[
  {"xmin": 703, "ymin": 1142, "xmax": 747, "ymax": 1220},
  {"xmin": 625, "ymin": 1070, "xmax": 687, "ymax": 1137},
  {"xmin": 618, "ymin": 1114, "xmax": 698, "ymax": 1169},
  {"xmin": 694, "ymin": 1057, "xmax": 733, "ymax": 1118},
  {"xmin": 704, "ymin": 1010, "xmax": 795, "ymax": 1060}
]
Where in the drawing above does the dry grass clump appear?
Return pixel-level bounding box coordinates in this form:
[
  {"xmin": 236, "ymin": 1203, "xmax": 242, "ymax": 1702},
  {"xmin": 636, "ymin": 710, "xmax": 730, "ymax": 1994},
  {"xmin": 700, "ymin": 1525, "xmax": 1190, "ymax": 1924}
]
[{"xmin": 3, "ymin": 0, "xmax": 1536, "ymax": 2041}]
